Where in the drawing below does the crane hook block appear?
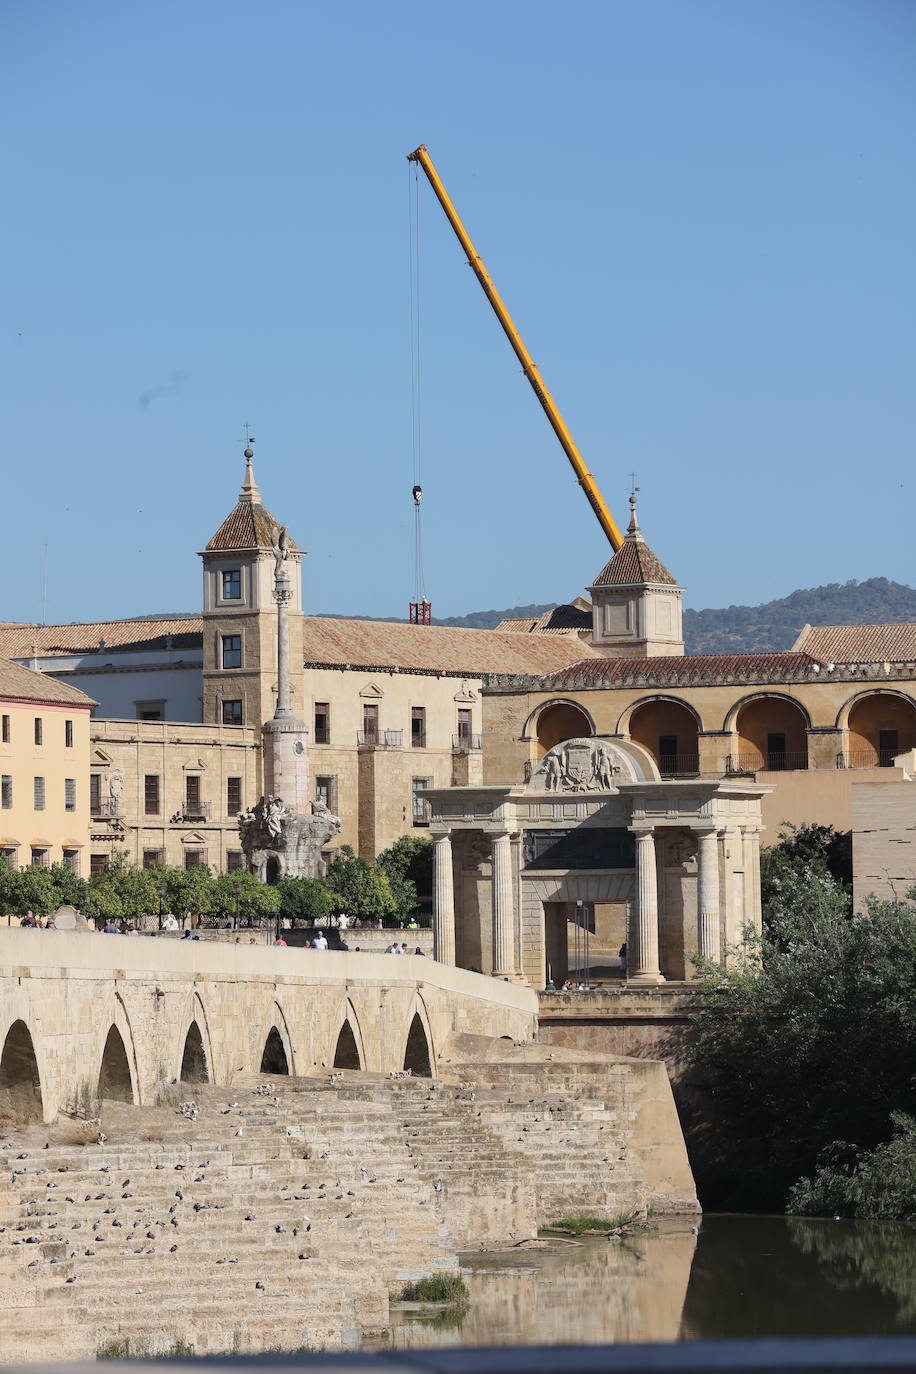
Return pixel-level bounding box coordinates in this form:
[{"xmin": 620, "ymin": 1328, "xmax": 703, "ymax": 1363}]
[{"xmin": 412, "ymin": 484, "xmax": 423, "ymax": 506}]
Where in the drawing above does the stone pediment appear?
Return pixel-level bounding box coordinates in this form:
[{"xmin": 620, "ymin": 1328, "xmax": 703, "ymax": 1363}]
[
  {"xmin": 529, "ymin": 737, "xmax": 659, "ymax": 793},
  {"xmin": 92, "ymin": 749, "xmax": 113, "ymax": 766},
  {"xmin": 180, "ymin": 831, "xmax": 207, "ymax": 846},
  {"xmin": 358, "ymin": 682, "xmax": 385, "ymax": 699}
]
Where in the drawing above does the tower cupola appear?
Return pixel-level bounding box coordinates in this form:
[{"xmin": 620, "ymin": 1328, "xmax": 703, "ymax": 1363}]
[{"xmin": 587, "ymin": 491, "xmax": 684, "ymax": 658}]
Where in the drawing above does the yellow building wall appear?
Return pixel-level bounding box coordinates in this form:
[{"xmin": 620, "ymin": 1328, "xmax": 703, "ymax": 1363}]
[{"xmin": 0, "ymin": 700, "xmax": 92, "ymax": 875}]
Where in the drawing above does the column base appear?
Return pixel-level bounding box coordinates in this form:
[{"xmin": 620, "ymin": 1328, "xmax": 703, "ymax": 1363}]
[{"xmin": 626, "ymin": 973, "xmax": 667, "ymax": 986}]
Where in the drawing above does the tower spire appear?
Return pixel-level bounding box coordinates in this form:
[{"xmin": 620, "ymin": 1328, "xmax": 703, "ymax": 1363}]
[
  {"xmin": 239, "ymin": 431, "xmax": 262, "ymax": 506},
  {"xmin": 626, "ymin": 483, "xmax": 643, "ymax": 543}
]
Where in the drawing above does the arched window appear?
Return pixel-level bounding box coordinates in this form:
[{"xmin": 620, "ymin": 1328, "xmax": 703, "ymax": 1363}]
[
  {"xmin": 180, "ymin": 1021, "xmax": 209, "ymax": 1084},
  {"xmin": 734, "ymin": 697, "xmax": 809, "ymax": 772},
  {"xmin": 98, "ymin": 1025, "xmax": 134, "ymax": 1103},
  {"xmin": 628, "ymin": 700, "xmax": 700, "ymax": 776},
  {"xmin": 260, "ymin": 1026, "xmax": 289, "ymax": 1075},
  {"xmin": 403, "ymin": 1012, "xmax": 432, "ymax": 1078},
  {"xmin": 333, "ymin": 1021, "xmax": 361, "ymax": 1070},
  {"xmin": 847, "ymin": 694, "xmax": 916, "ymax": 767},
  {"xmin": 0, "ymin": 1020, "xmax": 43, "ymax": 1119},
  {"xmin": 536, "ymin": 702, "xmax": 592, "ymax": 757}
]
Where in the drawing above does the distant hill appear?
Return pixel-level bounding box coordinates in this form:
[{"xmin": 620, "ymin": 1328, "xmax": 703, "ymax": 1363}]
[
  {"xmin": 431, "ymin": 578, "xmax": 916, "ymax": 653},
  {"xmin": 682, "ymin": 578, "xmax": 916, "ymax": 654}
]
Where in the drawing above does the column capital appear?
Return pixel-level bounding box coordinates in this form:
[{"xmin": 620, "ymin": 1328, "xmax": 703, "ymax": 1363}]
[
  {"xmin": 693, "ymin": 825, "xmax": 720, "ymax": 838},
  {"xmin": 629, "ymin": 825, "xmax": 656, "ymax": 839}
]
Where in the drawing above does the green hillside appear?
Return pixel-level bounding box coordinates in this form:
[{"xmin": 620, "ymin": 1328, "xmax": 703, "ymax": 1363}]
[{"xmin": 433, "ymin": 578, "xmax": 916, "ymax": 653}]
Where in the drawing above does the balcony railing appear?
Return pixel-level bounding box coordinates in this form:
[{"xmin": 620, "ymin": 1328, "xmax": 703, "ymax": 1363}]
[
  {"xmin": 90, "ymin": 798, "xmax": 123, "ymax": 818},
  {"xmin": 452, "ymin": 732, "xmax": 482, "ymax": 751},
  {"xmin": 357, "ymin": 729, "xmax": 403, "ymax": 748},
  {"xmin": 658, "ymin": 754, "xmax": 700, "ymax": 778},
  {"xmin": 836, "ymin": 750, "xmax": 899, "ymax": 770},
  {"xmin": 725, "ymin": 752, "xmax": 807, "ymax": 774},
  {"xmin": 726, "ymin": 753, "xmax": 809, "ymax": 774},
  {"xmin": 170, "ymin": 801, "xmax": 212, "ymax": 822}
]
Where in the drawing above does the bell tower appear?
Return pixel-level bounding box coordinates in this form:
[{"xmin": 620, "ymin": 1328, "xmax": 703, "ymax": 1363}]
[
  {"xmin": 588, "ymin": 491, "xmax": 685, "ymax": 658},
  {"xmin": 199, "ymin": 442, "xmax": 306, "ymax": 731}
]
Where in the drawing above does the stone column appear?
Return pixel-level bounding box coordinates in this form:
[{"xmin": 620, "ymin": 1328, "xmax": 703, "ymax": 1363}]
[
  {"xmin": 696, "ymin": 828, "xmax": 721, "ymax": 964},
  {"xmin": 432, "ymin": 832, "xmax": 456, "ymax": 966},
  {"xmin": 511, "ymin": 833, "xmax": 524, "ymax": 979},
  {"xmin": 491, "ymin": 831, "xmax": 515, "ymax": 977},
  {"xmin": 743, "ymin": 826, "xmax": 763, "ymax": 934},
  {"xmin": 628, "ymin": 828, "xmax": 664, "ymax": 984}
]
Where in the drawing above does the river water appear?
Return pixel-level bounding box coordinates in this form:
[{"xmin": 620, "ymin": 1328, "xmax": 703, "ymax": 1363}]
[{"xmin": 384, "ymin": 1215, "xmax": 916, "ymax": 1351}]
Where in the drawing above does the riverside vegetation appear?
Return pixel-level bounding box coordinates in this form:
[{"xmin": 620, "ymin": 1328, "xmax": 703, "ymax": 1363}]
[
  {"xmin": 690, "ymin": 824, "xmax": 916, "ymax": 1219},
  {"xmin": 0, "ymin": 835, "xmax": 431, "ymax": 927}
]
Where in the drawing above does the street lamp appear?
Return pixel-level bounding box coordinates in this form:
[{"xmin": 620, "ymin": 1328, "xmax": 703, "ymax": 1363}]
[
  {"xmin": 156, "ymin": 882, "xmax": 165, "ymax": 932},
  {"xmin": 234, "ymin": 878, "xmax": 243, "ymax": 932}
]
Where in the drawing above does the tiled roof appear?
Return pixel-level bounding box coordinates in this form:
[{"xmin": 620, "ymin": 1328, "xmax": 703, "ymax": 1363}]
[
  {"xmin": 792, "ymin": 623, "xmax": 916, "ymax": 664},
  {"xmin": 591, "ymin": 540, "xmax": 678, "ymax": 588},
  {"xmin": 204, "ymin": 501, "xmax": 298, "ymax": 553},
  {"xmin": 530, "ymin": 652, "xmax": 822, "ymax": 690},
  {"xmin": 495, "ymin": 605, "xmax": 592, "ymax": 635},
  {"xmin": 0, "ymin": 657, "xmax": 96, "ymax": 707},
  {"xmin": 300, "ymin": 617, "xmax": 602, "ymax": 676},
  {"xmin": 0, "ymin": 618, "xmax": 203, "ymax": 660}
]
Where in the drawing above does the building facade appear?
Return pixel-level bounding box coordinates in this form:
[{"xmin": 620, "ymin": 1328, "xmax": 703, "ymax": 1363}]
[{"xmin": 0, "ymin": 659, "xmax": 94, "ymax": 876}]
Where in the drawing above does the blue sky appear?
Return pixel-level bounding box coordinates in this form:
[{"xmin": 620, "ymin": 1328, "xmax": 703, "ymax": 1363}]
[{"xmin": 3, "ymin": 0, "xmax": 914, "ymax": 626}]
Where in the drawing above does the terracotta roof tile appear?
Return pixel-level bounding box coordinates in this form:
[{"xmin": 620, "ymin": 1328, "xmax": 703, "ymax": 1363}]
[
  {"xmin": 530, "ymin": 651, "xmax": 822, "ymax": 690},
  {"xmin": 591, "ymin": 540, "xmax": 678, "ymax": 588},
  {"xmin": 792, "ymin": 623, "xmax": 916, "ymax": 663},
  {"xmin": 0, "ymin": 657, "xmax": 96, "ymax": 707},
  {"xmin": 204, "ymin": 502, "xmax": 299, "ymax": 553},
  {"xmin": 494, "ymin": 618, "xmax": 539, "ymax": 633},
  {"xmin": 300, "ymin": 617, "xmax": 601, "ymax": 676},
  {"xmin": 0, "ymin": 618, "xmax": 203, "ymax": 660}
]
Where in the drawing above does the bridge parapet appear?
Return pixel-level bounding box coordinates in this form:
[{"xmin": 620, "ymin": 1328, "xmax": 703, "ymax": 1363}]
[{"xmin": 0, "ymin": 931, "xmax": 538, "ymax": 1122}]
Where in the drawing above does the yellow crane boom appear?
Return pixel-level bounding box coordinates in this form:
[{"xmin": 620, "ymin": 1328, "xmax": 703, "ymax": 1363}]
[{"xmin": 407, "ymin": 144, "xmax": 623, "ymax": 550}]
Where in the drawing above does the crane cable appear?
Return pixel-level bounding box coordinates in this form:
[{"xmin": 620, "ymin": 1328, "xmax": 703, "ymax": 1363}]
[{"xmin": 408, "ymin": 162, "xmax": 428, "ymax": 608}]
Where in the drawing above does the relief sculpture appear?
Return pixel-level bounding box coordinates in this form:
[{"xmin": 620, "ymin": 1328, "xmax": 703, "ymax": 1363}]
[{"xmin": 532, "ymin": 739, "xmax": 623, "ymax": 793}]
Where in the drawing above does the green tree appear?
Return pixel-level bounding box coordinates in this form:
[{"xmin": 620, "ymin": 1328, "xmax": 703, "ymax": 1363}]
[
  {"xmin": 275, "ymin": 876, "xmax": 332, "ymax": 924},
  {"xmin": 89, "ymin": 852, "xmax": 159, "ymax": 920},
  {"xmin": 690, "ymin": 891, "xmax": 916, "ymax": 1211},
  {"xmin": 325, "ymin": 846, "xmax": 396, "ymax": 922},
  {"xmin": 153, "ymin": 864, "xmax": 215, "ymax": 921},
  {"xmin": 210, "ymin": 871, "xmax": 277, "ymax": 922},
  {"xmin": 377, "ymin": 834, "xmax": 431, "ymax": 923}
]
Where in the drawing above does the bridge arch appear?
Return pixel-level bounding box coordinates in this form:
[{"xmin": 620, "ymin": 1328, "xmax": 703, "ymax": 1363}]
[
  {"xmin": 176, "ymin": 992, "xmax": 214, "ymax": 1085},
  {"xmin": 331, "ymin": 998, "xmax": 366, "ymax": 1071},
  {"xmin": 96, "ymin": 994, "xmax": 139, "ymax": 1105},
  {"xmin": 259, "ymin": 1002, "xmax": 294, "ymax": 1076},
  {"xmin": 403, "ymin": 995, "xmax": 435, "ymax": 1078},
  {"xmin": 0, "ymin": 1019, "xmax": 44, "ymax": 1120}
]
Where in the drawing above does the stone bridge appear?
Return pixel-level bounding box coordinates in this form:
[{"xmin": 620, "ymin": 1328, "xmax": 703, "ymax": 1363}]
[{"xmin": 0, "ymin": 931, "xmax": 538, "ymax": 1122}]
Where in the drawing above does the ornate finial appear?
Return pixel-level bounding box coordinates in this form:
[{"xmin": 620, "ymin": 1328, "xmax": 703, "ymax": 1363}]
[
  {"xmin": 626, "ymin": 477, "xmax": 643, "ymax": 541},
  {"xmin": 239, "ymin": 427, "xmax": 262, "ymax": 505}
]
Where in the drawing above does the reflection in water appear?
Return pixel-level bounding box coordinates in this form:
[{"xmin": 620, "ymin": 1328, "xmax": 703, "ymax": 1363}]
[
  {"xmin": 682, "ymin": 1216, "xmax": 916, "ymax": 1340},
  {"xmin": 385, "ymin": 1215, "xmax": 916, "ymax": 1351},
  {"xmin": 388, "ymin": 1220, "xmax": 697, "ymax": 1350}
]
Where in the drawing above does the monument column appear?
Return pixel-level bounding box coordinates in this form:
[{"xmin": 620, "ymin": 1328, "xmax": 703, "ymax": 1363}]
[
  {"xmin": 491, "ymin": 831, "xmax": 516, "ymax": 977},
  {"xmin": 432, "ymin": 832, "xmax": 456, "ymax": 965},
  {"xmin": 262, "ymin": 529, "xmax": 309, "ymax": 812},
  {"xmin": 696, "ymin": 828, "xmax": 721, "ymax": 963},
  {"xmin": 628, "ymin": 827, "xmax": 664, "ymax": 984}
]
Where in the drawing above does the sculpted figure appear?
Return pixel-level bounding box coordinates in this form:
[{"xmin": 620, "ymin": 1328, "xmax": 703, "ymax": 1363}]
[{"xmin": 108, "ymin": 768, "xmax": 124, "ymax": 810}]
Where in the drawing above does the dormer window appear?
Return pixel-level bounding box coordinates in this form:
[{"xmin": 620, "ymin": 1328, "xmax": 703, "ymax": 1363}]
[{"xmin": 222, "ymin": 569, "xmax": 241, "ymax": 600}]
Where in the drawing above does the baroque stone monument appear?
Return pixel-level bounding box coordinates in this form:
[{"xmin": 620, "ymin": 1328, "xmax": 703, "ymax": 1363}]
[{"xmin": 238, "ymin": 794, "xmax": 340, "ymax": 880}]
